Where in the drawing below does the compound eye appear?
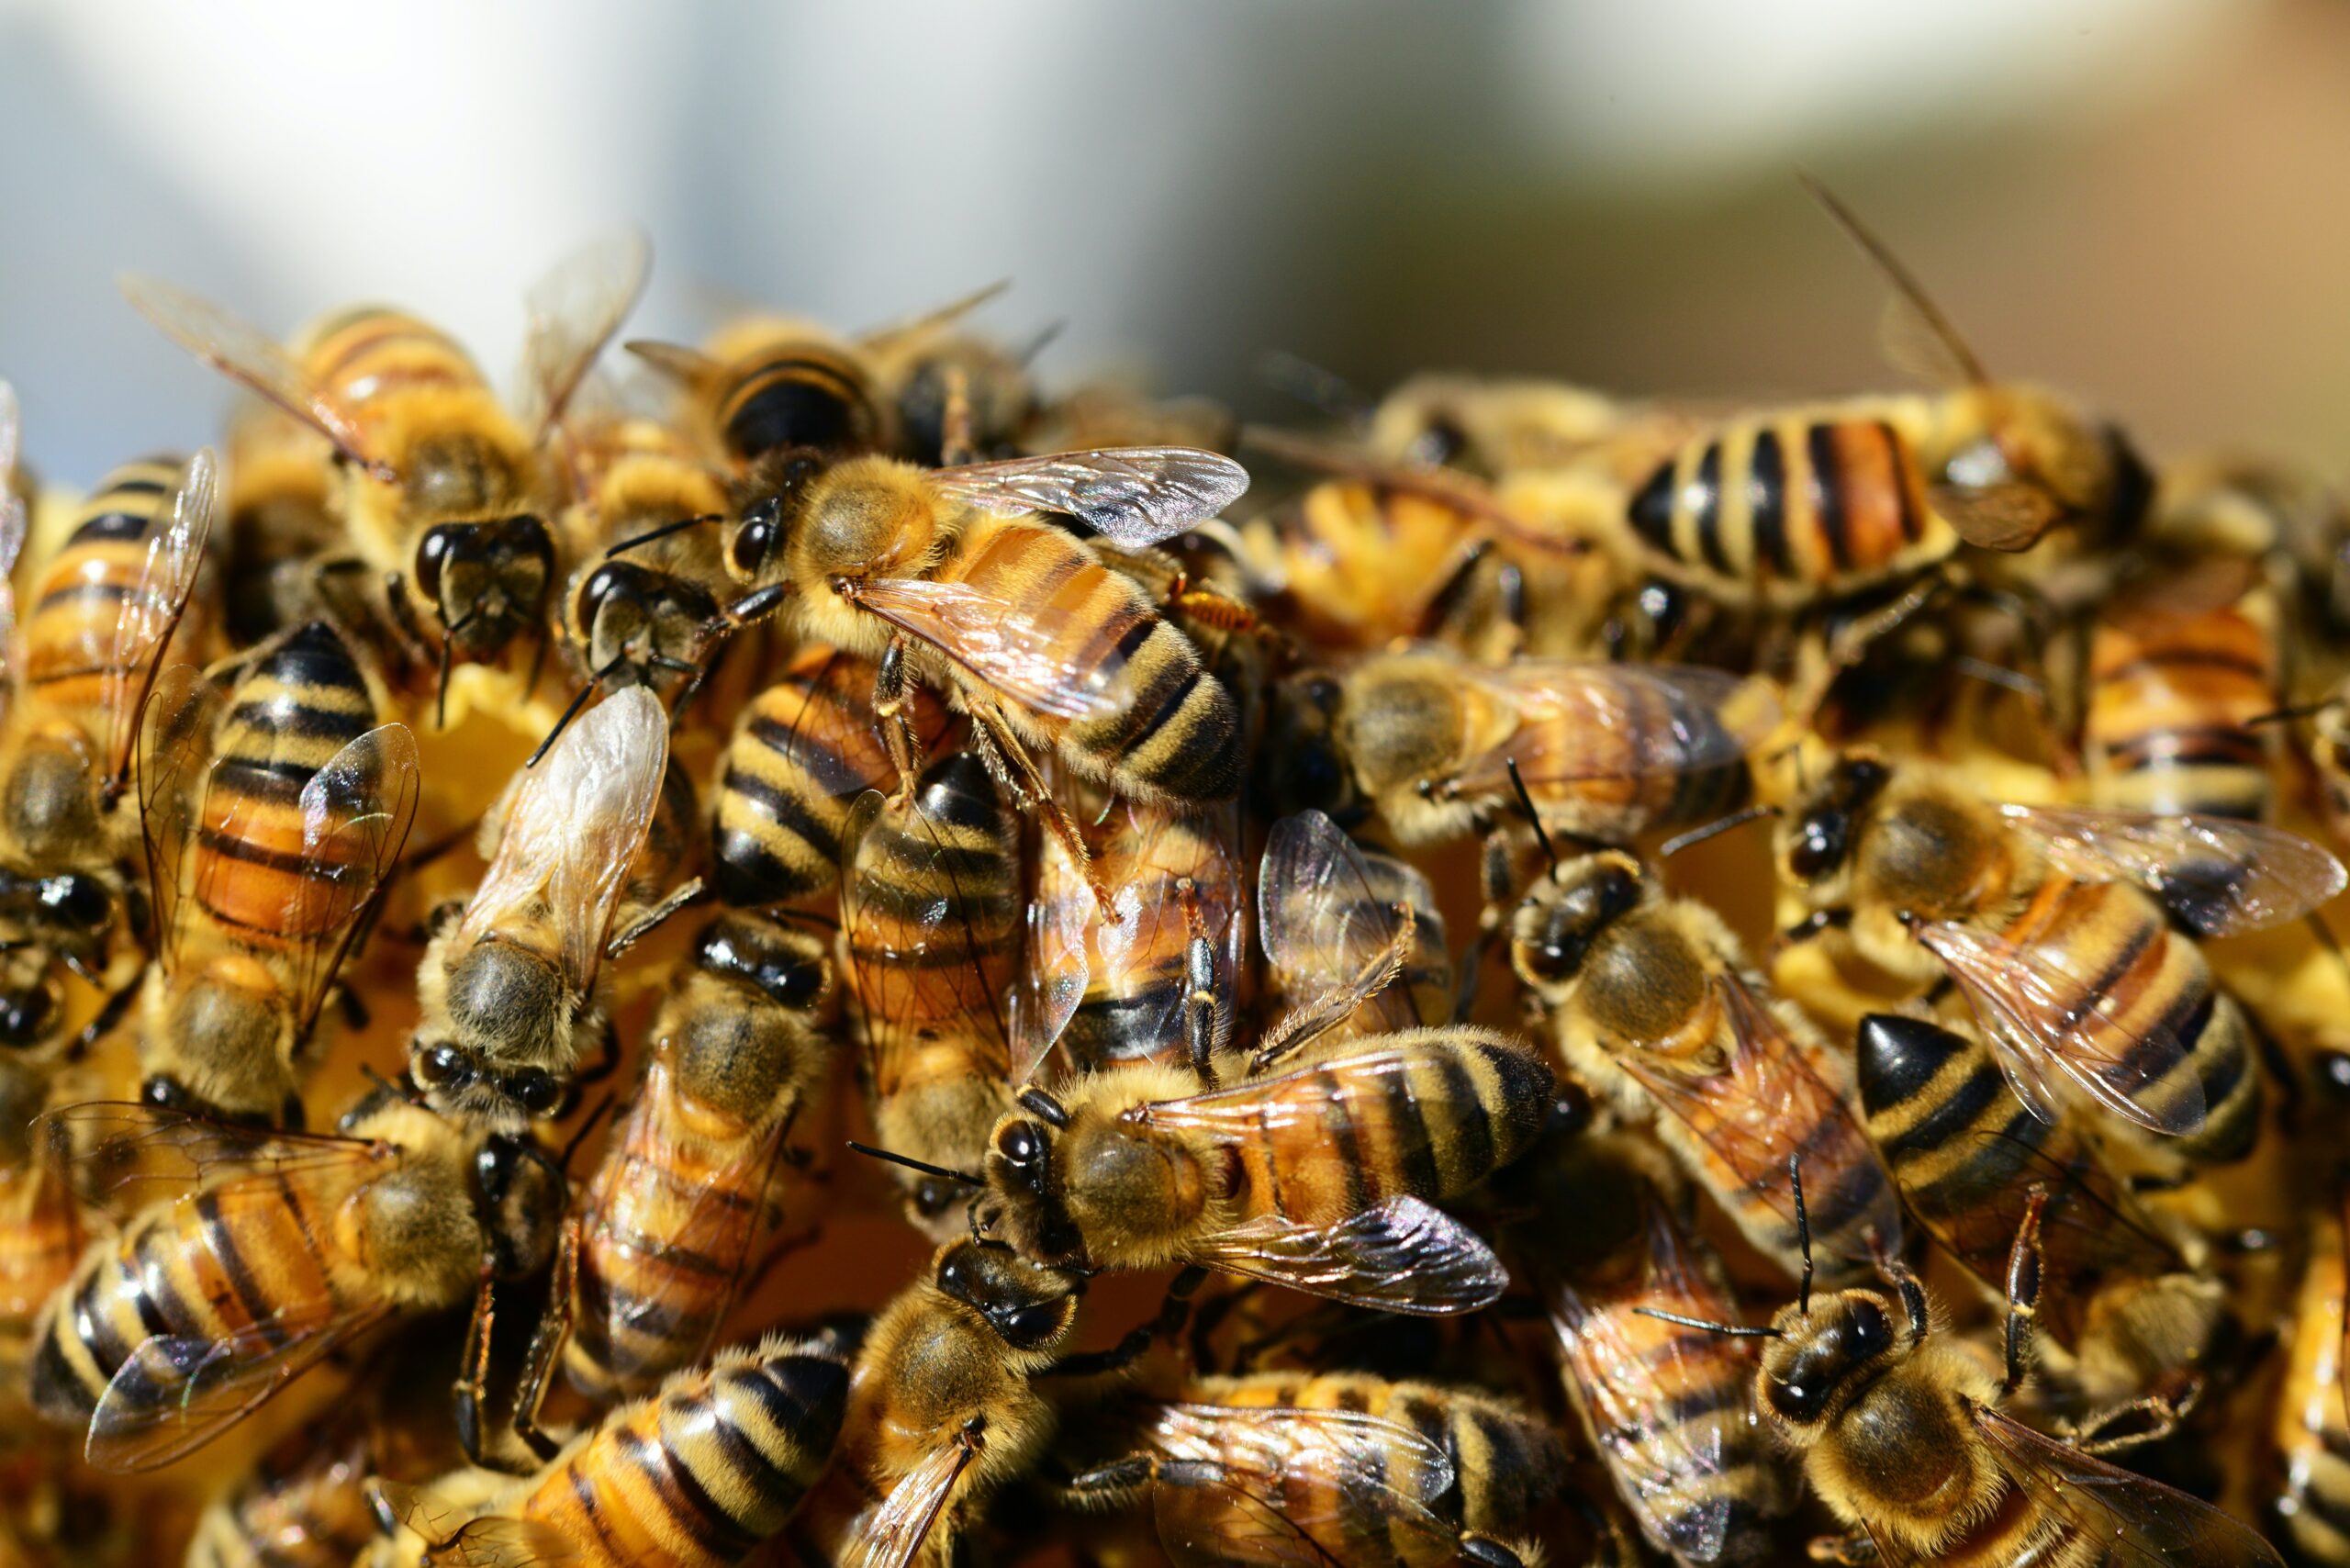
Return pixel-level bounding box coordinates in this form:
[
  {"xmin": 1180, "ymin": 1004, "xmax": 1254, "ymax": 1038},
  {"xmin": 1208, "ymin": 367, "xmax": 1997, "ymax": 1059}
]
[
  {"xmin": 41, "ymin": 875, "xmax": 106, "ymax": 929},
  {"xmin": 998, "ymin": 1303, "xmax": 1063, "ymax": 1347},
  {"xmin": 505, "ymin": 514, "xmax": 553, "ymax": 564},
  {"xmin": 576, "ymin": 564, "xmax": 624, "ymax": 628},
  {"xmin": 730, "ymin": 500, "xmax": 780, "ymax": 576},
  {"xmin": 770, "ymin": 959, "xmax": 824, "ymax": 1008},
  {"xmin": 505, "ymin": 1068, "xmax": 562, "ymax": 1115},
  {"xmin": 415, "ymin": 524, "xmax": 467, "ymax": 606},
  {"xmin": 994, "ymin": 1121, "xmax": 1043, "ymax": 1165},
  {"xmin": 1788, "ymin": 815, "xmax": 1845, "ymax": 881},
  {"xmin": 414, "ymin": 1042, "xmax": 471, "ymax": 1090}
]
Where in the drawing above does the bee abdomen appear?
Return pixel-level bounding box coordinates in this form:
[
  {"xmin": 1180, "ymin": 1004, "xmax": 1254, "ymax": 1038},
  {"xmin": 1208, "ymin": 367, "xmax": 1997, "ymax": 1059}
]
[
  {"xmin": 23, "ymin": 456, "xmax": 188, "ymax": 704},
  {"xmin": 2085, "ymin": 593, "xmax": 2278, "ymax": 821},
  {"xmin": 718, "ymin": 349, "xmax": 881, "ymax": 462}
]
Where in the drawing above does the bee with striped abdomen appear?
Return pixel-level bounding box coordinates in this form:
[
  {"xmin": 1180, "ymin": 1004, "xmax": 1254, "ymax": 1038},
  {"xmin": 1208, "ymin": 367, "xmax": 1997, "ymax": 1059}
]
[
  {"xmin": 509, "ymin": 911, "xmax": 832, "ymax": 1451},
  {"xmin": 1063, "ymin": 1372, "xmax": 1563, "ymax": 1568},
  {"xmin": 629, "ymin": 312, "xmax": 889, "ymax": 469},
  {"xmin": 1778, "ymin": 749, "xmax": 2342, "ymax": 1176},
  {"xmin": 1507, "ymin": 846, "xmax": 1900, "ymax": 1286},
  {"xmin": 187, "ymin": 1407, "xmax": 379, "ymax": 1568},
  {"xmin": 408, "ymin": 686, "xmax": 677, "ymax": 1130},
  {"xmin": 859, "ymin": 281, "xmax": 1039, "ymax": 466},
  {"xmin": 369, "ymin": 1330, "xmax": 852, "ymax": 1568},
  {"xmin": 709, "ymin": 644, "xmax": 954, "ymax": 908},
  {"xmin": 2276, "ymin": 1189, "xmax": 2350, "ymax": 1565},
  {"xmin": 26, "ymin": 1090, "xmax": 565, "ymax": 1472},
  {"xmin": 121, "ymin": 232, "xmax": 650, "ymax": 719},
  {"xmin": 131, "ymin": 620, "xmax": 420, "ymax": 1125}
]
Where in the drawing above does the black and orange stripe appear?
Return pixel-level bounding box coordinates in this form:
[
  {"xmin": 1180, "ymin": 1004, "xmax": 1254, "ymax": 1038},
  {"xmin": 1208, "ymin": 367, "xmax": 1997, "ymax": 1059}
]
[
  {"xmin": 22, "ymin": 456, "xmax": 192, "ymax": 720},
  {"xmin": 186, "ymin": 1422, "xmax": 375, "ymax": 1568},
  {"xmin": 714, "ymin": 342, "xmax": 882, "ymax": 464},
  {"xmin": 2082, "ymin": 579, "xmax": 2280, "ymax": 821}
]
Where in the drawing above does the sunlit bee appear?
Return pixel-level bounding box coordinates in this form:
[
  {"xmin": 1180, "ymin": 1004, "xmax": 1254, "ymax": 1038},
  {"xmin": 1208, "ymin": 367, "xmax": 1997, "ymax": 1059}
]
[
  {"xmin": 187, "ymin": 1414, "xmax": 376, "ymax": 1568},
  {"xmin": 629, "ymin": 313, "xmax": 888, "ymax": 468},
  {"xmin": 2277, "ymin": 1194, "xmax": 2350, "ymax": 1567}
]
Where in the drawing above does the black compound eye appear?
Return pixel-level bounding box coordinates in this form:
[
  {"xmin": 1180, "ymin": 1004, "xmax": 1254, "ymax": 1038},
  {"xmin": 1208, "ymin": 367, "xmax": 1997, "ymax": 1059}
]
[
  {"xmin": 995, "ymin": 1121, "xmax": 1043, "ymax": 1165},
  {"xmin": 767, "ymin": 960, "xmax": 824, "ymax": 1008},
  {"xmin": 41, "ymin": 875, "xmax": 106, "ymax": 929},
  {"xmin": 504, "ymin": 514, "xmax": 553, "ymax": 566},
  {"xmin": 730, "ymin": 500, "xmax": 780, "ymax": 577},
  {"xmin": 0, "ymin": 987, "xmax": 52, "ymax": 1047},
  {"xmin": 576, "ymin": 564, "xmax": 626, "ymax": 628},
  {"xmin": 1848, "ymin": 1297, "xmax": 1888, "ymax": 1355},
  {"xmin": 1766, "ymin": 1371, "xmax": 1827, "ymax": 1424},
  {"xmin": 998, "ymin": 1303, "xmax": 1062, "ymax": 1347},
  {"xmin": 415, "ymin": 524, "xmax": 467, "ymax": 606},
  {"xmin": 1788, "ymin": 812, "xmax": 1847, "ymax": 881},
  {"xmin": 415, "ymin": 1043, "xmax": 471, "ymax": 1090},
  {"xmin": 505, "ymin": 1068, "xmax": 561, "ymax": 1115}
]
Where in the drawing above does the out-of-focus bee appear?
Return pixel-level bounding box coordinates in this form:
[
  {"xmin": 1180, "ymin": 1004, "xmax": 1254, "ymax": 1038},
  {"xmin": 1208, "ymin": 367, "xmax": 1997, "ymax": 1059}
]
[
  {"xmin": 1647, "ymin": 1169, "xmax": 2281, "ymax": 1567},
  {"xmin": 1626, "ymin": 184, "xmax": 2151, "ymax": 650},
  {"xmin": 218, "ymin": 402, "xmax": 341, "ymax": 647},
  {"xmin": 1021, "ymin": 379, "xmax": 1237, "ymax": 459},
  {"xmin": 1505, "ymin": 1133, "xmax": 1795, "ymax": 1568},
  {"xmin": 186, "ymin": 1409, "xmax": 377, "ymax": 1568},
  {"xmin": 2277, "ymin": 1191, "xmax": 2350, "ymax": 1565},
  {"xmin": 857, "ymin": 281, "xmax": 1041, "ymax": 466},
  {"xmin": 972, "ymin": 1023, "xmax": 1549, "ymax": 1314},
  {"xmin": 369, "ymin": 1330, "xmax": 853, "ymax": 1568},
  {"xmin": 1508, "ymin": 847, "xmax": 1900, "ymax": 1286},
  {"xmin": 0, "ymin": 444, "xmax": 217, "ymax": 1055},
  {"xmin": 132, "ymin": 621, "xmax": 420, "ymax": 1124},
  {"xmin": 408, "ymin": 686, "xmax": 676, "ymax": 1129},
  {"xmin": 839, "ymin": 752, "xmax": 1021, "ymax": 1238},
  {"xmin": 696, "ymin": 442, "xmax": 1248, "ymax": 887},
  {"xmin": 709, "ymin": 644, "xmax": 954, "ymax": 908},
  {"xmin": 0, "ymin": 1114, "xmax": 86, "ymax": 1394},
  {"xmin": 1063, "ymin": 1372, "xmax": 1563, "ymax": 1568},
  {"xmin": 629, "ymin": 312, "xmax": 889, "ymax": 470},
  {"xmin": 783, "ymin": 1242, "xmax": 1092, "ymax": 1568},
  {"xmin": 510, "ymin": 911, "xmax": 833, "ymax": 1450},
  {"xmin": 26, "ymin": 1090, "xmax": 565, "ymax": 1472},
  {"xmin": 1854, "ymin": 1012, "xmax": 2227, "ymax": 1418},
  {"xmin": 1777, "ymin": 750, "xmax": 2343, "ymax": 1175},
  {"xmin": 120, "ymin": 233, "xmax": 650, "ymax": 713}
]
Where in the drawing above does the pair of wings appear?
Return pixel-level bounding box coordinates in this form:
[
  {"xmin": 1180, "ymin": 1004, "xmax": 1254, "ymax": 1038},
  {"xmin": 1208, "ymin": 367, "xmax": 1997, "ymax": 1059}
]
[
  {"xmin": 118, "ymin": 230, "xmax": 650, "ymax": 480},
  {"xmin": 135, "ymin": 664, "xmax": 420, "ymax": 1037},
  {"xmin": 374, "ymin": 1480, "xmax": 581, "ymax": 1568},
  {"xmin": 1253, "ymin": 809, "xmax": 1448, "ymax": 1063},
  {"xmin": 31, "ymin": 1102, "xmax": 410, "ymax": 1473},
  {"xmin": 1619, "ymin": 972, "xmax": 1904, "ymax": 1272},
  {"xmin": 1440, "ymin": 658, "xmax": 1777, "ymax": 809},
  {"xmin": 1136, "ymin": 1047, "xmax": 1509, "ymax": 1315},
  {"xmin": 455, "ymin": 686, "xmax": 670, "ymax": 1006},
  {"xmin": 1920, "ymin": 803, "xmax": 2344, "ymax": 1137}
]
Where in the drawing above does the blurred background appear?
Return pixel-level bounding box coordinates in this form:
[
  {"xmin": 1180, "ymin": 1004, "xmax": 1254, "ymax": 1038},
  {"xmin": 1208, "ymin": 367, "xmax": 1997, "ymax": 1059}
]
[{"xmin": 0, "ymin": 0, "xmax": 2344, "ymax": 482}]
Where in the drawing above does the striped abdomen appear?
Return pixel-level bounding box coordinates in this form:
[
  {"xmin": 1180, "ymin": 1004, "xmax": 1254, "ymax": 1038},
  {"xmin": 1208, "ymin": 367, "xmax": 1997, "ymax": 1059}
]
[
  {"xmin": 21, "ymin": 456, "xmax": 191, "ymax": 724},
  {"xmin": 1264, "ymin": 483, "xmax": 1494, "ymax": 652},
  {"xmin": 712, "ymin": 646, "xmax": 948, "ymax": 905},
  {"xmin": 2277, "ymin": 1222, "xmax": 2350, "ymax": 1567},
  {"xmin": 1856, "ymin": 1013, "xmax": 2180, "ymax": 1352},
  {"xmin": 1509, "ymin": 677, "xmax": 1753, "ymax": 843},
  {"xmin": 946, "ymin": 516, "xmax": 1238, "ymax": 801},
  {"xmin": 0, "ymin": 1159, "xmax": 85, "ymax": 1382},
  {"xmin": 195, "ymin": 621, "xmax": 380, "ymax": 946},
  {"xmin": 2083, "ymin": 586, "xmax": 2279, "ymax": 821},
  {"xmin": 28, "ymin": 1168, "xmax": 371, "ymax": 1428},
  {"xmin": 520, "ymin": 1337, "xmax": 850, "ymax": 1567},
  {"xmin": 1996, "ymin": 875, "xmax": 2258, "ymax": 1165},
  {"xmin": 1212, "ymin": 1031, "xmax": 1550, "ymax": 1231},
  {"xmin": 711, "ymin": 338, "xmax": 882, "ymax": 463},
  {"xmin": 298, "ymin": 307, "xmax": 487, "ymax": 410},
  {"xmin": 1628, "ymin": 409, "xmax": 1952, "ymax": 609},
  {"xmin": 1259, "ymin": 847, "xmax": 1450, "ymax": 1038},
  {"xmin": 185, "ymin": 1429, "xmax": 374, "ymax": 1568}
]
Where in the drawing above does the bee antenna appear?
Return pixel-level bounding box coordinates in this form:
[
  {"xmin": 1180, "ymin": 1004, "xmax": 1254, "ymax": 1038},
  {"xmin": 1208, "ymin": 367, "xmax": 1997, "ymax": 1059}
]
[
  {"xmin": 527, "ymin": 653, "xmax": 628, "ymax": 769},
  {"xmin": 845, "ymin": 1141, "xmax": 983, "ymax": 1187},
  {"xmin": 1797, "ymin": 169, "xmax": 1987, "ymax": 387},
  {"xmin": 1789, "ymin": 1150, "xmax": 1814, "ymax": 1316},
  {"xmin": 605, "ymin": 512, "xmax": 722, "ymax": 559},
  {"xmin": 1504, "ymin": 757, "xmax": 1558, "ymax": 870},
  {"xmin": 360, "ymin": 1062, "xmax": 424, "ymax": 1108},
  {"xmin": 1018, "ymin": 320, "xmax": 1066, "ymax": 367},
  {"xmin": 2247, "ymin": 697, "xmax": 2342, "ymax": 727},
  {"xmin": 761, "ymin": 905, "xmax": 842, "ymax": 933},
  {"xmin": 1660, "ymin": 802, "xmax": 1779, "ymax": 860},
  {"xmin": 1632, "ymin": 1306, "xmax": 1781, "ymax": 1339},
  {"xmin": 559, "ymin": 1093, "xmax": 618, "ymax": 1172}
]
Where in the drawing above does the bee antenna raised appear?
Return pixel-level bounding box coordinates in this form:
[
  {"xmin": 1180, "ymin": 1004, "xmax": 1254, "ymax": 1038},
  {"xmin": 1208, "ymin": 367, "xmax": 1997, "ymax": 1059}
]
[{"xmin": 846, "ymin": 1141, "xmax": 984, "ymax": 1187}]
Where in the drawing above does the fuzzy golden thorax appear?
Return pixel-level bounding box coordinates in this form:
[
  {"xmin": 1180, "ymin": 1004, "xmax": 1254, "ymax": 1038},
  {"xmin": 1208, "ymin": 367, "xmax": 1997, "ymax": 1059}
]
[
  {"xmin": 408, "ymin": 928, "xmax": 588, "ymax": 1130},
  {"xmin": 979, "ymin": 1065, "xmax": 1215, "ymax": 1271}
]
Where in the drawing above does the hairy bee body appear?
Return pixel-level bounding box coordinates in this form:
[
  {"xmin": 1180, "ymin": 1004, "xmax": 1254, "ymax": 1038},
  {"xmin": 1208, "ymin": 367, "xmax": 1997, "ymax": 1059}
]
[
  {"xmin": 185, "ymin": 1425, "xmax": 375, "ymax": 1568},
  {"xmin": 2277, "ymin": 1206, "xmax": 2350, "ymax": 1565},
  {"xmin": 2081, "ymin": 577, "xmax": 2281, "ymax": 821},
  {"xmin": 23, "ymin": 457, "xmax": 204, "ymax": 733},
  {"xmin": 676, "ymin": 316, "xmax": 886, "ymax": 465}
]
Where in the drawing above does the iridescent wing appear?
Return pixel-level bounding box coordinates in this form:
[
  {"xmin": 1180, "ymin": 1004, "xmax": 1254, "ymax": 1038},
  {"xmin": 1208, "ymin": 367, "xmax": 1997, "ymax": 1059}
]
[
  {"xmin": 1011, "ymin": 818, "xmax": 1090, "ymax": 1083},
  {"xmin": 1917, "ymin": 918, "xmax": 2205, "ymax": 1137},
  {"xmin": 1144, "ymin": 1405, "xmax": 1460, "ymax": 1568},
  {"xmin": 376, "ymin": 1482, "xmax": 583, "ymax": 1568},
  {"xmin": 1254, "ymin": 810, "xmax": 1424, "ymax": 1060},
  {"xmin": 459, "ymin": 687, "xmax": 668, "ymax": 996},
  {"xmin": 276, "ymin": 722, "xmax": 423, "ymax": 1036},
  {"xmin": 845, "ymin": 1427, "xmax": 983, "ymax": 1568},
  {"xmin": 117, "ymin": 274, "xmax": 385, "ymax": 473},
  {"xmin": 1620, "ymin": 974, "xmax": 1903, "ymax": 1269},
  {"xmin": 513, "ymin": 228, "xmax": 653, "ymax": 440},
  {"xmin": 1186, "ymin": 1196, "xmax": 1506, "ymax": 1315},
  {"xmin": 1998, "ymin": 802, "xmax": 2345, "ymax": 937},
  {"xmin": 928, "ymin": 447, "xmax": 1249, "ymax": 548},
  {"xmin": 100, "ymin": 449, "xmax": 218, "ymax": 791},
  {"xmin": 38, "ymin": 1102, "xmax": 389, "ymax": 1214},
  {"xmin": 1450, "ymin": 662, "xmax": 1775, "ymax": 798},
  {"xmin": 135, "ymin": 664, "xmax": 224, "ymax": 974},
  {"xmin": 847, "ymin": 574, "xmax": 1136, "ymax": 722}
]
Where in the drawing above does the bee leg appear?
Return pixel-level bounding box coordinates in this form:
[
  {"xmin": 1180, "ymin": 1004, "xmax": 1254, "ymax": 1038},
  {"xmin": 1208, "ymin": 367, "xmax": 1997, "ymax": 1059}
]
[
  {"xmin": 1804, "ymin": 1535, "xmax": 1879, "ymax": 1565},
  {"xmin": 939, "ymin": 364, "xmax": 978, "ymax": 467},
  {"xmin": 1787, "ymin": 574, "xmax": 1943, "ymax": 730},
  {"xmin": 66, "ymin": 977, "xmax": 141, "ymax": 1060},
  {"xmin": 336, "ymin": 986, "xmax": 371, "ymax": 1033},
  {"xmin": 1178, "ymin": 879, "xmax": 1222, "ymax": 1090},
  {"xmin": 1044, "ymin": 1267, "xmax": 1209, "ymax": 1379},
  {"xmin": 968, "ymin": 699, "xmax": 1104, "ymax": 904},
  {"xmin": 510, "ymin": 1218, "xmax": 579, "ymax": 1465},
  {"xmin": 1998, "ymin": 1183, "xmax": 2051, "ymax": 1398},
  {"xmin": 453, "ymin": 1262, "xmax": 532, "ymax": 1473},
  {"xmin": 607, "ymin": 878, "xmax": 707, "ymax": 959},
  {"xmin": 871, "ymin": 634, "xmax": 927, "ymax": 801}
]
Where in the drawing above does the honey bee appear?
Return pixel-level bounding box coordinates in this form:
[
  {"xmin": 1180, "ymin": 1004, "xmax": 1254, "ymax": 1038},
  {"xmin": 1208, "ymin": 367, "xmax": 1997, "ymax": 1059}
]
[
  {"xmin": 509, "ymin": 911, "xmax": 833, "ymax": 1450},
  {"xmin": 26, "ymin": 1091, "xmax": 565, "ymax": 1472},
  {"xmin": 408, "ymin": 685, "xmax": 676, "ymax": 1129},
  {"xmin": 0, "ymin": 445, "xmax": 217, "ymax": 1055},
  {"xmin": 839, "ymin": 752, "xmax": 1021, "ymax": 1237},
  {"xmin": 1777, "ymin": 750, "xmax": 2343, "ymax": 1171},
  {"xmin": 709, "ymin": 644, "xmax": 953, "ymax": 907},
  {"xmin": 1642, "ymin": 1166, "xmax": 2281, "ymax": 1567},
  {"xmin": 1254, "ymin": 808, "xmax": 1451, "ymax": 1044},
  {"xmin": 699, "ymin": 443, "xmax": 1249, "ymax": 886},
  {"xmin": 1854, "ymin": 1012, "xmax": 2225, "ymax": 1413},
  {"xmin": 368, "ymin": 1330, "xmax": 853, "ymax": 1568},
  {"xmin": 1063, "ymin": 1372, "xmax": 1563, "ymax": 1568},
  {"xmin": 187, "ymin": 1410, "xmax": 377, "ymax": 1568},
  {"xmin": 1507, "ymin": 847, "xmax": 1901, "ymax": 1286},
  {"xmin": 859, "ymin": 282, "xmax": 1039, "ymax": 466},
  {"xmin": 1505, "ymin": 1132, "xmax": 1795, "ymax": 1568},
  {"xmin": 1020, "ymin": 380, "xmax": 1237, "ymax": 459},
  {"xmin": 120, "ymin": 232, "xmax": 651, "ymax": 714},
  {"xmin": 132, "ymin": 621, "xmax": 420, "ymax": 1124},
  {"xmin": 218, "ymin": 402, "xmax": 342, "ymax": 647},
  {"xmin": 629, "ymin": 312, "xmax": 889, "ymax": 469},
  {"xmin": 973, "ymin": 1023, "xmax": 1548, "ymax": 1314},
  {"xmin": 0, "ymin": 1113, "xmax": 87, "ymax": 1394},
  {"xmin": 2276, "ymin": 1189, "xmax": 2350, "ymax": 1565}
]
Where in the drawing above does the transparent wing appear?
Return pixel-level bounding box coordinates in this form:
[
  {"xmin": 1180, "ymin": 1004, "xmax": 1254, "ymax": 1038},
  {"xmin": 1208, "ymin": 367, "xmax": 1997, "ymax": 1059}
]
[
  {"xmin": 1998, "ymin": 802, "xmax": 2345, "ymax": 937},
  {"xmin": 513, "ymin": 228, "xmax": 653, "ymax": 439},
  {"xmin": 1450, "ymin": 662, "xmax": 1775, "ymax": 796},
  {"xmin": 1094, "ymin": 801, "xmax": 1247, "ymax": 1064},
  {"xmin": 1800, "ymin": 174, "xmax": 1988, "ymax": 390},
  {"xmin": 101, "ymin": 449, "xmax": 218, "ymax": 790},
  {"xmin": 460, "ymin": 687, "xmax": 668, "ymax": 996},
  {"xmin": 1917, "ymin": 919, "xmax": 2205, "ymax": 1137},
  {"xmin": 845, "ymin": 1430, "xmax": 981, "ymax": 1568},
  {"xmin": 135, "ymin": 664, "xmax": 224, "ymax": 975},
  {"xmin": 1931, "ymin": 482, "xmax": 2064, "ymax": 553},
  {"xmin": 927, "ymin": 447, "xmax": 1249, "ymax": 547},
  {"xmin": 86, "ymin": 1305, "xmax": 393, "ymax": 1472},
  {"xmin": 376, "ymin": 1482, "xmax": 583, "ymax": 1568},
  {"xmin": 1189, "ymin": 1197, "xmax": 1506, "ymax": 1315},
  {"xmin": 280, "ymin": 722, "xmax": 423, "ymax": 1036},
  {"xmin": 1255, "ymin": 811, "xmax": 1422, "ymax": 1057},
  {"xmin": 858, "ymin": 278, "xmax": 1011, "ymax": 352},
  {"xmin": 1933, "ymin": 1122, "xmax": 2183, "ymax": 1326},
  {"xmin": 1011, "ymin": 819, "xmax": 1090, "ymax": 1083},
  {"xmin": 117, "ymin": 274, "xmax": 381, "ymax": 469},
  {"xmin": 849, "ymin": 575, "xmax": 1134, "ymax": 721},
  {"xmin": 1145, "ymin": 1405, "xmax": 1460, "ymax": 1568},
  {"xmin": 1970, "ymin": 1402, "xmax": 2285, "ymax": 1567},
  {"xmin": 37, "ymin": 1102, "xmax": 387, "ymax": 1214},
  {"xmin": 1620, "ymin": 974, "xmax": 1903, "ymax": 1269},
  {"xmin": 0, "ymin": 381, "xmax": 24, "ymax": 702}
]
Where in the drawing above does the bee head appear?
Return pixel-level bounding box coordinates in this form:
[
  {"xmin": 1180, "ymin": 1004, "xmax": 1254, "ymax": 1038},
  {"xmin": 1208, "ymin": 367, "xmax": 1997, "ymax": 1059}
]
[
  {"xmin": 1508, "ymin": 851, "xmax": 1643, "ymax": 991},
  {"xmin": 933, "ymin": 1239, "xmax": 1081, "ymax": 1351},
  {"xmin": 415, "ymin": 513, "xmax": 553, "ymax": 649},
  {"xmin": 1256, "ymin": 671, "xmax": 1363, "ymax": 824},
  {"xmin": 1781, "ymin": 751, "xmax": 1890, "ymax": 887},
  {"xmin": 1758, "ymin": 1285, "xmax": 1919, "ymax": 1432},
  {"xmin": 980, "ymin": 1091, "xmax": 1089, "ymax": 1268},
  {"xmin": 1334, "ymin": 653, "xmax": 1464, "ymax": 799}
]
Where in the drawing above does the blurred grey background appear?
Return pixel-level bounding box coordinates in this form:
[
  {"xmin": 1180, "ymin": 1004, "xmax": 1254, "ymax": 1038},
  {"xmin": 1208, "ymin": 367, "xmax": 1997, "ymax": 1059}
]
[{"xmin": 1, "ymin": 0, "xmax": 2342, "ymax": 484}]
